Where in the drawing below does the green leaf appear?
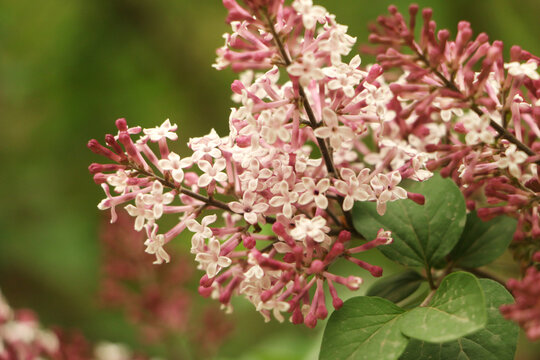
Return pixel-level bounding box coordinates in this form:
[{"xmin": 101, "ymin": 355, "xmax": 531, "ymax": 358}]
[
  {"xmin": 352, "ymin": 173, "xmax": 466, "ymax": 267},
  {"xmin": 449, "ymin": 211, "xmax": 517, "ymax": 268},
  {"xmin": 366, "ymin": 270, "xmax": 425, "ymax": 304},
  {"xmin": 399, "ymin": 279, "xmax": 518, "ymax": 360},
  {"xmin": 399, "ymin": 272, "xmax": 487, "ymax": 343},
  {"xmin": 319, "ymin": 297, "xmax": 409, "ymax": 360}
]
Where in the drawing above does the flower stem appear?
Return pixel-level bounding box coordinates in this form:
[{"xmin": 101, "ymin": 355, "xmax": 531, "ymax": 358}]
[{"xmin": 133, "ymin": 166, "xmax": 277, "ymax": 223}]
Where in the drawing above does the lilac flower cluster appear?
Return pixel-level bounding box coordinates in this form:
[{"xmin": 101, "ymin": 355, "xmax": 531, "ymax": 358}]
[
  {"xmin": 501, "ymin": 253, "xmax": 540, "ymax": 340},
  {"xmin": 367, "ymin": 5, "xmax": 540, "ymax": 243},
  {"xmin": 0, "ymin": 290, "xmax": 152, "ymax": 360},
  {"xmin": 88, "ymin": 0, "xmax": 429, "ymax": 327},
  {"xmin": 0, "ymin": 292, "xmax": 58, "ymax": 359}
]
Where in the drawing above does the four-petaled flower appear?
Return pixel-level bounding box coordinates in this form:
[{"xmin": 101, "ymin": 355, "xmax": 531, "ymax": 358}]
[
  {"xmin": 287, "ymin": 53, "xmax": 325, "ymax": 88},
  {"xmin": 323, "ymin": 55, "xmax": 364, "ymax": 97},
  {"xmin": 195, "ymin": 237, "xmax": 232, "ymax": 278},
  {"xmin": 197, "ymin": 158, "xmax": 228, "ymax": 187},
  {"xmin": 314, "ymin": 108, "xmax": 355, "ymax": 149},
  {"xmin": 186, "ymin": 214, "xmax": 217, "ymax": 254},
  {"xmin": 142, "ymin": 180, "xmax": 175, "ymax": 219},
  {"xmin": 497, "ymin": 144, "xmax": 528, "ymax": 178},
  {"xmin": 370, "ymin": 171, "xmax": 407, "ymax": 216},
  {"xmin": 334, "ymin": 168, "xmax": 371, "ymax": 211},
  {"xmin": 291, "ymin": 216, "xmax": 329, "ymax": 243},
  {"xmin": 296, "ymin": 177, "xmax": 330, "ymax": 209},
  {"xmin": 504, "ymin": 61, "xmax": 540, "ymax": 80},
  {"xmin": 189, "ymin": 129, "xmax": 222, "ymax": 161},
  {"xmin": 143, "ymin": 119, "xmax": 178, "ymax": 142},
  {"xmin": 269, "ymin": 181, "xmax": 299, "ymax": 218},
  {"xmin": 292, "ymin": 0, "xmax": 327, "ymax": 29},
  {"xmin": 229, "ymin": 191, "xmax": 269, "ymax": 224},
  {"xmin": 376, "ymin": 228, "xmax": 393, "ymax": 245},
  {"xmin": 158, "ymin": 152, "xmax": 192, "ymax": 183},
  {"xmin": 125, "ymin": 193, "xmax": 154, "ymax": 231},
  {"xmin": 260, "ymin": 108, "xmax": 291, "ymax": 145},
  {"xmin": 107, "ymin": 170, "xmax": 134, "ymax": 194},
  {"xmin": 144, "ymin": 225, "xmax": 170, "ymax": 265}
]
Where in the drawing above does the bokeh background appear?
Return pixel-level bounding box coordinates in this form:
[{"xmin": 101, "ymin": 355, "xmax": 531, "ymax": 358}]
[{"xmin": 1, "ymin": 0, "xmax": 540, "ymax": 358}]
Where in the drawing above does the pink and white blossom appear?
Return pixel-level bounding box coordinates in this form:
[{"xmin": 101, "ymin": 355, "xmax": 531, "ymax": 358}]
[
  {"xmin": 229, "ymin": 191, "xmax": 269, "ymax": 224},
  {"xmin": 197, "ymin": 158, "xmax": 228, "ymax": 187},
  {"xmin": 296, "ymin": 178, "xmax": 330, "ymax": 209},
  {"xmin": 143, "ymin": 119, "xmax": 178, "ymax": 142},
  {"xmin": 158, "ymin": 152, "xmax": 192, "ymax": 183},
  {"xmin": 194, "ymin": 237, "xmax": 232, "ymax": 278},
  {"xmin": 291, "ymin": 216, "xmax": 329, "ymax": 243},
  {"xmin": 142, "ymin": 181, "xmax": 175, "ymax": 219}
]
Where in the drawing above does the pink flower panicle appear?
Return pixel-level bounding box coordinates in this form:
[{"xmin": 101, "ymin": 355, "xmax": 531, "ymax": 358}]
[
  {"xmin": 367, "ymin": 5, "xmax": 540, "ymax": 244},
  {"xmin": 87, "ymin": 0, "xmax": 430, "ymax": 327},
  {"xmin": 0, "ymin": 292, "xmax": 59, "ymax": 360},
  {"xmin": 501, "ymin": 252, "xmax": 540, "ymax": 341},
  {"xmin": 0, "ymin": 289, "xmax": 151, "ymax": 359}
]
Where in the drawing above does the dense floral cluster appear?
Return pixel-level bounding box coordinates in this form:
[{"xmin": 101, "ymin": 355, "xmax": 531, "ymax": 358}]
[
  {"xmin": 87, "ymin": 0, "xmax": 540, "ymax": 339},
  {"xmin": 0, "ymin": 291, "xmax": 58, "ymax": 359},
  {"xmin": 87, "ymin": 0, "xmax": 430, "ymax": 327},
  {"xmin": 367, "ymin": 5, "xmax": 540, "ymax": 244},
  {"xmin": 364, "ymin": 5, "xmax": 540, "ymax": 337},
  {"xmin": 99, "ymin": 210, "xmax": 232, "ymax": 353},
  {"xmin": 501, "ymin": 253, "xmax": 540, "ymax": 340},
  {"xmin": 0, "ymin": 290, "xmax": 149, "ymax": 360}
]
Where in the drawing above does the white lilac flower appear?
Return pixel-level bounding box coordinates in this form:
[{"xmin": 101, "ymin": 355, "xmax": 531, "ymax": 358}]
[
  {"xmin": 370, "ymin": 171, "xmax": 407, "ymax": 216},
  {"xmin": 287, "ymin": 52, "xmax": 325, "ymax": 88},
  {"xmin": 334, "ymin": 168, "xmax": 372, "ymax": 211},
  {"xmin": 296, "ymin": 177, "xmax": 330, "ymax": 209},
  {"xmin": 144, "ymin": 225, "xmax": 170, "ymax": 265},
  {"xmin": 186, "ymin": 214, "xmax": 217, "ymax": 254},
  {"xmin": 269, "ymin": 180, "xmax": 299, "ymax": 218},
  {"xmin": 124, "ymin": 193, "xmax": 154, "ymax": 231},
  {"xmin": 189, "ymin": 129, "xmax": 223, "ymax": 161},
  {"xmin": 142, "ymin": 119, "xmax": 178, "ymax": 142},
  {"xmin": 197, "ymin": 158, "xmax": 228, "ymax": 187},
  {"xmin": 497, "ymin": 144, "xmax": 528, "ymax": 178},
  {"xmin": 94, "ymin": 342, "xmax": 132, "ymax": 360},
  {"xmin": 462, "ymin": 111, "xmax": 494, "ymax": 145},
  {"xmin": 291, "ymin": 216, "xmax": 329, "ymax": 243},
  {"xmin": 106, "ymin": 169, "xmax": 134, "ymax": 194},
  {"xmin": 292, "ymin": 0, "xmax": 327, "ymax": 29},
  {"xmin": 229, "ymin": 191, "xmax": 269, "ymax": 224},
  {"xmin": 195, "ymin": 237, "xmax": 232, "ymax": 278},
  {"xmin": 260, "ymin": 107, "xmax": 291, "ymax": 144},
  {"xmin": 319, "ymin": 24, "xmax": 357, "ymax": 65},
  {"xmin": 142, "ymin": 180, "xmax": 174, "ymax": 219},
  {"xmin": 256, "ymin": 298, "xmax": 290, "ymax": 323},
  {"xmin": 504, "ymin": 61, "xmax": 540, "ymax": 80},
  {"xmin": 239, "ymin": 159, "xmax": 273, "ymax": 192},
  {"xmin": 158, "ymin": 152, "xmax": 192, "ymax": 183},
  {"xmin": 314, "ymin": 108, "xmax": 355, "ymax": 149},
  {"xmin": 323, "ymin": 55, "xmax": 364, "ymax": 97}
]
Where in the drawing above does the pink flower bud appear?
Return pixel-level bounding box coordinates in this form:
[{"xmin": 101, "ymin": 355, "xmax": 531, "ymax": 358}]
[
  {"xmin": 242, "ymin": 235, "xmax": 256, "ymax": 249},
  {"xmin": 407, "ymin": 192, "xmax": 425, "ymax": 205},
  {"xmin": 309, "ymin": 260, "xmax": 325, "ymax": 274}
]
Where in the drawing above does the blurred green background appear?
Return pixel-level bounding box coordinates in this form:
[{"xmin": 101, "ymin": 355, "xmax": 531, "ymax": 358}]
[{"xmin": 1, "ymin": 0, "xmax": 540, "ymax": 359}]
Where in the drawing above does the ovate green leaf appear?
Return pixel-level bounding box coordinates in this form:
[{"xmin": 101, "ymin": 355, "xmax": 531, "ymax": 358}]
[
  {"xmin": 399, "ymin": 279, "xmax": 518, "ymax": 360},
  {"xmin": 450, "ymin": 211, "xmax": 517, "ymax": 268},
  {"xmin": 319, "ymin": 297, "xmax": 408, "ymax": 360},
  {"xmin": 399, "ymin": 272, "xmax": 486, "ymax": 343},
  {"xmin": 353, "ymin": 173, "xmax": 466, "ymax": 267}
]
